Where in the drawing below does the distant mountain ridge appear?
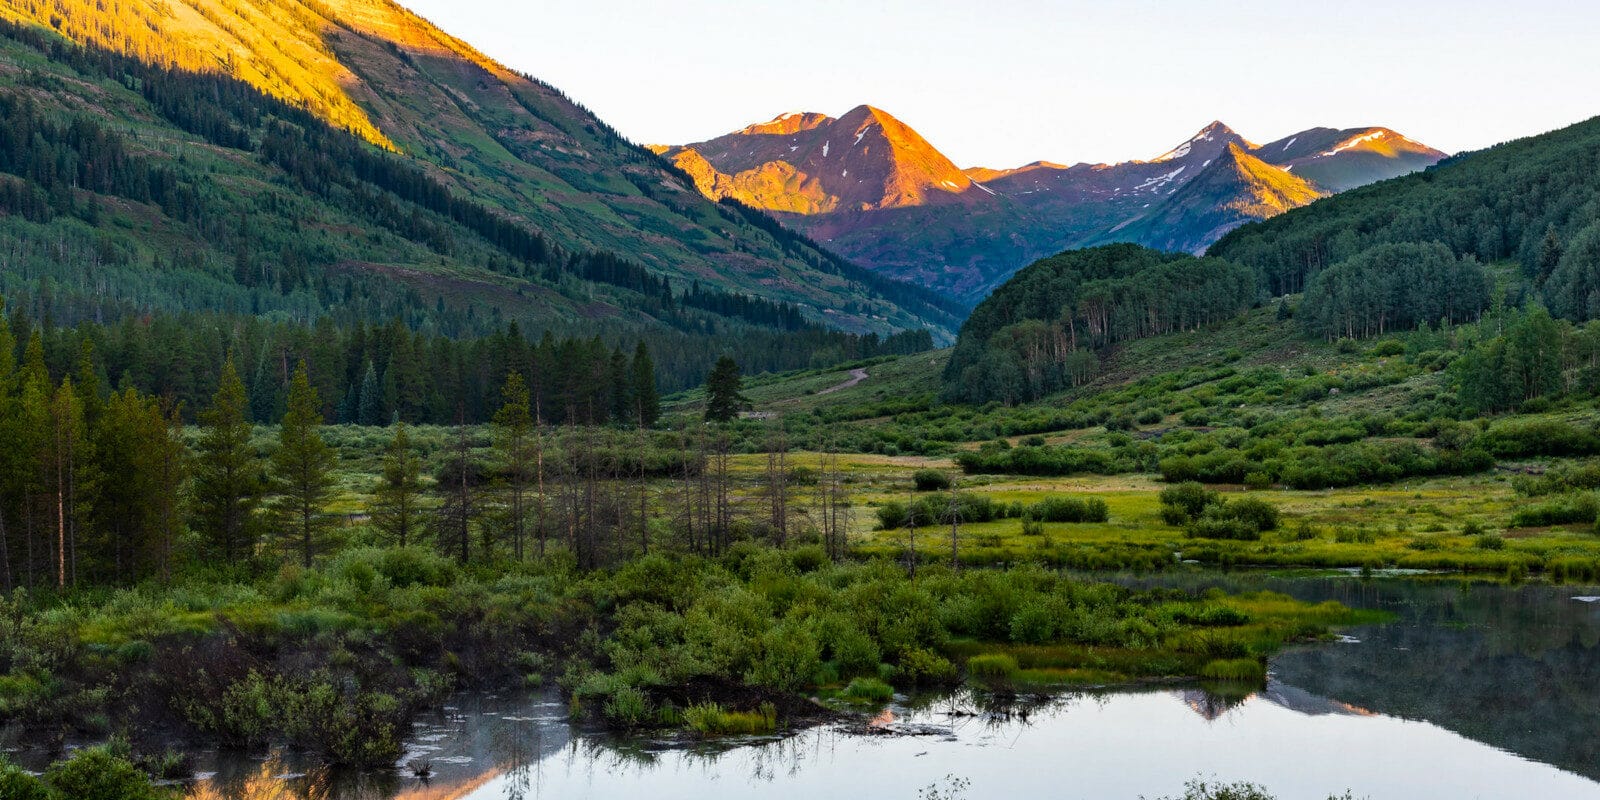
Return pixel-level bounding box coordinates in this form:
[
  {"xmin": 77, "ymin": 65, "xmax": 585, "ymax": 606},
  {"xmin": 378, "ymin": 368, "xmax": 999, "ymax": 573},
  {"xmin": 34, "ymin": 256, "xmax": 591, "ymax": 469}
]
[
  {"xmin": 0, "ymin": 0, "xmax": 958, "ymax": 336},
  {"xmin": 660, "ymin": 110, "xmax": 1447, "ymax": 301}
]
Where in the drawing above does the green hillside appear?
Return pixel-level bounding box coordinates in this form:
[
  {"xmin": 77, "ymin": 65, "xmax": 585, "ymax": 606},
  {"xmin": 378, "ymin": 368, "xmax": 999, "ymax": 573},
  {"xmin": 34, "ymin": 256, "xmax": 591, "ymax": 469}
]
[{"xmin": 1210, "ymin": 113, "xmax": 1600, "ymax": 312}]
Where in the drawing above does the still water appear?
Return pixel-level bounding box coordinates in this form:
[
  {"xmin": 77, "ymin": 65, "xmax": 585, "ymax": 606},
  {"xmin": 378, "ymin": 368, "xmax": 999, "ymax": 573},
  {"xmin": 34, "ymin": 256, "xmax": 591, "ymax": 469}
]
[{"xmin": 182, "ymin": 577, "xmax": 1600, "ymax": 800}]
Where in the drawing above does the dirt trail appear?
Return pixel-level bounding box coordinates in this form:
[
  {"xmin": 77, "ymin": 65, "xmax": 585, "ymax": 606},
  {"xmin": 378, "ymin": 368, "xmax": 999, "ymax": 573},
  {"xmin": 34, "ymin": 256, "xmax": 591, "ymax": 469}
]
[{"xmin": 816, "ymin": 368, "xmax": 868, "ymax": 395}]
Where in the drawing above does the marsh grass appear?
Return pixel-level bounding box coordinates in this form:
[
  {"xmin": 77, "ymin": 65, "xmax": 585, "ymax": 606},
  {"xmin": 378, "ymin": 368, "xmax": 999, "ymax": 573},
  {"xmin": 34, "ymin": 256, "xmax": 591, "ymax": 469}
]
[{"xmin": 684, "ymin": 702, "xmax": 778, "ymax": 736}]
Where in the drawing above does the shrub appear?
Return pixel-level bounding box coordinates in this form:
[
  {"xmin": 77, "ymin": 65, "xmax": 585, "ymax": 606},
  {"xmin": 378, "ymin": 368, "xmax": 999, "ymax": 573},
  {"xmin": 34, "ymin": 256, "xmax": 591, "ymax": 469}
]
[
  {"xmin": 1184, "ymin": 517, "xmax": 1261, "ymax": 541},
  {"xmin": 840, "ymin": 677, "xmax": 894, "ymax": 703},
  {"xmin": 43, "ymin": 747, "xmax": 175, "ymax": 800},
  {"xmin": 1224, "ymin": 498, "xmax": 1280, "ymax": 532},
  {"xmin": 896, "ymin": 648, "xmax": 958, "ymax": 686},
  {"xmin": 1475, "ymin": 534, "xmax": 1506, "ymax": 551},
  {"xmin": 1478, "ymin": 420, "xmax": 1600, "ymax": 457},
  {"xmin": 602, "ymin": 685, "xmax": 652, "ymax": 728},
  {"xmin": 1508, "ymin": 492, "xmax": 1598, "ymax": 528},
  {"xmin": 1160, "ymin": 482, "xmax": 1219, "ymax": 522},
  {"xmin": 0, "ymin": 760, "xmax": 51, "ymax": 800},
  {"xmin": 912, "ymin": 469, "xmax": 952, "ymax": 492},
  {"xmin": 1030, "ymin": 496, "xmax": 1110, "ymax": 523}
]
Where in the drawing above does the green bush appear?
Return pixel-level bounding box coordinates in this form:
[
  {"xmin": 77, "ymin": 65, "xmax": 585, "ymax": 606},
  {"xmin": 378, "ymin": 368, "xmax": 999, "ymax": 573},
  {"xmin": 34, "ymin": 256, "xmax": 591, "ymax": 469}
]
[
  {"xmin": 1509, "ymin": 492, "xmax": 1598, "ymax": 528},
  {"xmin": 42, "ymin": 747, "xmax": 175, "ymax": 800},
  {"xmin": 0, "ymin": 760, "xmax": 51, "ymax": 800},
  {"xmin": 1160, "ymin": 482, "xmax": 1219, "ymax": 522},
  {"xmin": 602, "ymin": 685, "xmax": 652, "ymax": 728},
  {"xmin": 1475, "ymin": 534, "xmax": 1506, "ymax": 551},
  {"xmin": 1030, "ymin": 496, "xmax": 1110, "ymax": 523},
  {"xmin": 896, "ymin": 648, "xmax": 959, "ymax": 686},
  {"xmin": 912, "ymin": 469, "xmax": 952, "ymax": 492},
  {"xmin": 840, "ymin": 677, "xmax": 894, "ymax": 703}
]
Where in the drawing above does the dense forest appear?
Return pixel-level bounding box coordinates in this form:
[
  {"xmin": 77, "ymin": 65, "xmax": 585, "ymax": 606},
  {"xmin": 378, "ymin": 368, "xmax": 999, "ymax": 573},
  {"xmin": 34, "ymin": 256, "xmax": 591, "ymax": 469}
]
[
  {"xmin": 0, "ymin": 19, "xmax": 942, "ymax": 396},
  {"xmin": 943, "ymin": 245, "xmax": 1256, "ymax": 403},
  {"xmin": 1210, "ymin": 113, "xmax": 1600, "ymax": 322},
  {"xmin": 1296, "ymin": 242, "xmax": 1491, "ymax": 340}
]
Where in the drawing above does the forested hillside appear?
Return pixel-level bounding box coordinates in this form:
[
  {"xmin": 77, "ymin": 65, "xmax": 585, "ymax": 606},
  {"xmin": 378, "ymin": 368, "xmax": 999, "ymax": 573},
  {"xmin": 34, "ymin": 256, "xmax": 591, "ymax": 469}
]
[
  {"xmin": 0, "ymin": 19, "xmax": 936, "ymax": 395},
  {"xmin": 943, "ymin": 245, "xmax": 1255, "ymax": 403},
  {"xmin": 1210, "ymin": 113, "xmax": 1600, "ymax": 316},
  {"xmin": 0, "ymin": 0, "xmax": 960, "ymax": 336}
]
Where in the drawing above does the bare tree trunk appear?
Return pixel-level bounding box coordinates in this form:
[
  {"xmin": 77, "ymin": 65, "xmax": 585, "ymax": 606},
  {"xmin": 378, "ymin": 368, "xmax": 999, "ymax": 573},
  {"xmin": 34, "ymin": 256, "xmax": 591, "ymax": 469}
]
[
  {"xmin": 905, "ymin": 489, "xmax": 917, "ymax": 580},
  {"xmin": 767, "ymin": 420, "xmax": 788, "ymax": 548},
  {"xmin": 535, "ymin": 404, "xmax": 546, "ymax": 559},
  {"xmin": 637, "ymin": 425, "xmax": 649, "ymax": 555},
  {"xmin": 0, "ymin": 501, "xmax": 12, "ymax": 593},
  {"xmin": 680, "ymin": 425, "xmax": 696, "ymax": 553},
  {"xmin": 947, "ymin": 487, "xmax": 962, "ymax": 572}
]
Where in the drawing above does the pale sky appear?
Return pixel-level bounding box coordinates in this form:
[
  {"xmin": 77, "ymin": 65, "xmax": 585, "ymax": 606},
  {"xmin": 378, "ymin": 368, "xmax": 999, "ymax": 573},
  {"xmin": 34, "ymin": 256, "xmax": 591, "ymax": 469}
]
[{"xmin": 402, "ymin": 0, "xmax": 1600, "ymax": 169}]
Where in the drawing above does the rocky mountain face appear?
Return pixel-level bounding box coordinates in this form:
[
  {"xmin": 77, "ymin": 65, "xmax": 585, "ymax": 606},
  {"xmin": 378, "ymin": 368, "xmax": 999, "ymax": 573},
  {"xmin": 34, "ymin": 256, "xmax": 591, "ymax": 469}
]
[{"xmin": 661, "ymin": 112, "xmax": 1446, "ymax": 302}]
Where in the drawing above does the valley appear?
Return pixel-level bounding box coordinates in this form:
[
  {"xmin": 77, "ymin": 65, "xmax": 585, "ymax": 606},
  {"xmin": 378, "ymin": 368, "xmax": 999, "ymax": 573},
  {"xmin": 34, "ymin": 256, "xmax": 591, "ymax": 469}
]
[
  {"xmin": 658, "ymin": 111, "xmax": 1443, "ymax": 301},
  {"xmin": 0, "ymin": 2, "xmax": 1597, "ymax": 799}
]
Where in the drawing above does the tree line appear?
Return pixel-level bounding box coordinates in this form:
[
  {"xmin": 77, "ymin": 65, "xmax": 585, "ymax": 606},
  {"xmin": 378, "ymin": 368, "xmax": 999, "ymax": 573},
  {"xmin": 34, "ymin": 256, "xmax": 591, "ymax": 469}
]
[
  {"xmin": 1210, "ymin": 113, "xmax": 1600, "ymax": 329},
  {"xmin": 0, "ymin": 18, "xmax": 940, "ymax": 378},
  {"xmin": 1297, "ymin": 242, "xmax": 1490, "ymax": 340},
  {"xmin": 943, "ymin": 244, "xmax": 1256, "ymax": 404},
  {"xmin": 0, "ymin": 315, "xmax": 855, "ymax": 589}
]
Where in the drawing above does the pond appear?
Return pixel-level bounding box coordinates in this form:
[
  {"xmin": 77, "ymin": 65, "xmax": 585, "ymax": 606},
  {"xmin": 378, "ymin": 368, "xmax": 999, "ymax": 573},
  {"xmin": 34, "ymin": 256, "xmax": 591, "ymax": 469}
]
[{"xmin": 175, "ymin": 576, "xmax": 1600, "ymax": 800}]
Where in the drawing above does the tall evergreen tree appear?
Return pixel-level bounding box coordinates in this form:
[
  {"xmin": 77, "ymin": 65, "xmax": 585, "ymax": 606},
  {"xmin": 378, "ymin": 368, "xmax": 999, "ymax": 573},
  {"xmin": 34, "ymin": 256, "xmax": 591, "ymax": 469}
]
[
  {"xmin": 703, "ymin": 356, "xmax": 748, "ymax": 423},
  {"xmin": 630, "ymin": 341, "xmax": 659, "ymax": 428},
  {"xmin": 357, "ymin": 360, "xmax": 384, "ymax": 425},
  {"xmin": 493, "ymin": 372, "xmax": 534, "ymax": 560},
  {"xmin": 270, "ymin": 361, "xmax": 336, "ymax": 567},
  {"xmin": 193, "ymin": 355, "xmax": 264, "ymax": 563},
  {"xmin": 370, "ymin": 422, "xmax": 423, "ymax": 547}
]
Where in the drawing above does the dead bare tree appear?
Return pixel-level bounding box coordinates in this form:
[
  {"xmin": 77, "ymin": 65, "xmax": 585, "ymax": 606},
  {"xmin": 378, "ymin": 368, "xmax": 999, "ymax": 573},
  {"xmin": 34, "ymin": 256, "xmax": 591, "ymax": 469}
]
[
  {"xmin": 766, "ymin": 417, "xmax": 788, "ymax": 548},
  {"xmin": 946, "ymin": 482, "xmax": 963, "ymax": 572}
]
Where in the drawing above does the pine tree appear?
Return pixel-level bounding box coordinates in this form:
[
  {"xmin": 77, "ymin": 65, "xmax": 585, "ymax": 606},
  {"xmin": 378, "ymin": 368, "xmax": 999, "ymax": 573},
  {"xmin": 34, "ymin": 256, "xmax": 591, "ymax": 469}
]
[
  {"xmin": 194, "ymin": 355, "xmax": 264, "ymax": 563},
  {"xmin": 703, "ymin": 355, "xmax": 748, "ymax": 423},
  {"xmin": 371, "ymin": 422, "xmax": 423, "ymax": 546},
  {"xmin": 630, "ymin": 341, "xmax": 659, "ymax": 428},
  {"xmin": 270, "ymin": 361, "xmax": 336, "ymax": 567},
  {"xmin": 493, "ymin": 372, "xmax": 533, "ymax": 560},
  {"xmin": 356, "ymin": 360, "xmax": 383, "ymax": 425}
]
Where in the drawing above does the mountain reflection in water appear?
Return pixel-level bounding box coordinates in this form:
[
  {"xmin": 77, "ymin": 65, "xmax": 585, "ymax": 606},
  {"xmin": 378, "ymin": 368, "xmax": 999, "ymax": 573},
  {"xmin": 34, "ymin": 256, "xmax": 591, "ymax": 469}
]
[{"xmin": 181, "ymin": 578, "xmax": 1600, "ymax": 800}]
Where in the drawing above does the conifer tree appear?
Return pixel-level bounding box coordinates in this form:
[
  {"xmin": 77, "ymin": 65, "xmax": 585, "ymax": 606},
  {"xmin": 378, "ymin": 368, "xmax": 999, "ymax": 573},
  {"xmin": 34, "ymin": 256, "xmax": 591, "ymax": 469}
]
[
  {"xmin": 194, "ymin": 355, "xmax": 264, "ymax": 563},
  {"xmin": 357, "ymin": 360, "xmax": 383, "ymax": 425},
  {"xmin": 630, "ymin": 341, "xmax": 659, "ymax": 428},
  {"xmin": 703, "ymin": 356, "xmax": 748, "ymax": 423},
  {"xmin": 371, "ymin": 422, "xmax": 423, "ymax": 546},
  {"xmin": 271, "ymin": 361, "xmax": 336, "ymax": 567},
  {"xmin": 493, "ymin": 372, "xmax": 533, "ymax": 559}
]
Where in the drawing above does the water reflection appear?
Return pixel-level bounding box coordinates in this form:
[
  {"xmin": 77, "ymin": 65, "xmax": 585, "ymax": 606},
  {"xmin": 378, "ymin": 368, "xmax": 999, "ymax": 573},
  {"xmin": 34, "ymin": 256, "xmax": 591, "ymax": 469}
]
[
  {"xmin": 1119, "ymin": 574, "xmax": 1600, "ymax": 782},
  {"xmin": 180, "ymin": 577, "xmax": 1600, "ymax": 800}
]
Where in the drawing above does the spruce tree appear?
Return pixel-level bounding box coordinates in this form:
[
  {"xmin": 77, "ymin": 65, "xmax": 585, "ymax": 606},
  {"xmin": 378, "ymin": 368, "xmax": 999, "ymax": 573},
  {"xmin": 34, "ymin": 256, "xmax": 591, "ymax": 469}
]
[
  {"xmin": 194, "ymin": 355, "xmax": 264, "ymax": 563},
  {"xmin": 493, "ymin": 372, "xmax": 533, "ymax": 559},
  {"xmin": 357, "ymin": 360, "xmax": 383, "ymax": 425},
  {"xmin": 630, "ymin": 341, "xmax": 659, "ymax": 428},
  {"xmin": 371, "ymin": 422, "xmax": 423, "ymax": 546},
  {"xmin": 703, "ymin": 356, "xmax": 748, "ymax": 423},
  {"xmin": 270, "ymin": 361, "xmax": 336, "ymax": 567}
]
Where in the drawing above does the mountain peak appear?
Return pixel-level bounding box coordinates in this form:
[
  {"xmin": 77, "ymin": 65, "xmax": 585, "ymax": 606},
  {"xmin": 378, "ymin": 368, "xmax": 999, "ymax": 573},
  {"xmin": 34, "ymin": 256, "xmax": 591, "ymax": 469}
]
[
  {"xmin": 738, "ymin": 111, "xmax": 834, "ymax": 136},
  {"xmin": 1152, "ymin": 121, "xmax": 1255, "ymax": 163}
]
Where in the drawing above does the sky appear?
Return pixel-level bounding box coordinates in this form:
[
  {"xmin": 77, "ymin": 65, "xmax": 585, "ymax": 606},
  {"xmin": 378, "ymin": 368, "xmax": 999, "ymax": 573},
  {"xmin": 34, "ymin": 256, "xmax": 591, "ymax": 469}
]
[{"xmin": 402, "ymin": 0, "xmax": 1600, "ymax": 169}]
